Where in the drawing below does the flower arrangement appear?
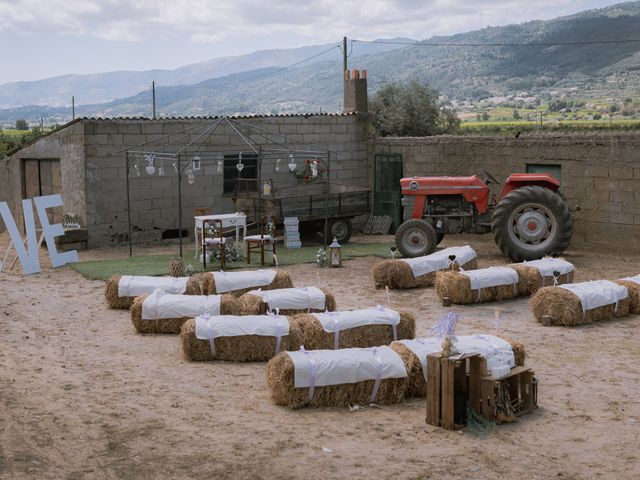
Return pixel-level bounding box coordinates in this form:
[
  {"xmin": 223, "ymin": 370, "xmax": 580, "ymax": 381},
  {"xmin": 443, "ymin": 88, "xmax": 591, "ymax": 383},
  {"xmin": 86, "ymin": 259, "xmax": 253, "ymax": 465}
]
[{"xmin": 295, "ymin": 159, "xmax": 325, "ymax": 183}]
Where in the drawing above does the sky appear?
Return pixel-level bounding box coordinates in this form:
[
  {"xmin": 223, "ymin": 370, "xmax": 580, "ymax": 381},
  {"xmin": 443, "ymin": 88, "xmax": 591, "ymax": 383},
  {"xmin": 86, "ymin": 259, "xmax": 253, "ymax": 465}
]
[{"xmin": 0, "ymin": 0, "xmax": 631, "ymax": 84}]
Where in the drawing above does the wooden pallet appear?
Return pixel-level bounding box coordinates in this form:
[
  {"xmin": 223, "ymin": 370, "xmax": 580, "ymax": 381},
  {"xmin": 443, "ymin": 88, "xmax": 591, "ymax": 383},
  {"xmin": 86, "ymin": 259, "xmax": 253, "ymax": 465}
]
[
  {"xmin": 426, "ymin": 352, "xmax": 538, "ymax": 430},
  {"xmin": 426, "ymin": 353, "xmax": 487, "ymax": 430}
]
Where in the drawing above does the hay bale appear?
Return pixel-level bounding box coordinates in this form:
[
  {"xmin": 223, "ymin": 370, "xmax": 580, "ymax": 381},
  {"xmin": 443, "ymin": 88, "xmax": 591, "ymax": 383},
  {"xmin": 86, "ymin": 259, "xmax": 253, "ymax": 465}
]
[
  {"xmin": 372, "ymin": 257, "xmax": 478, "ymax": 290},
  {"xmin": 390, "ymin": 335, "xmax": 526, "ymax": 398},
  {"xmin": 104, "ymin": 275, "xmax": 133, "ymax": 309},
  {"xmin": 130, "ymin": 294, "xmax": 240, "ymax": 334},
  {"xmin": 616, "ymin": 279, "xmax": 640, "ymax": 314},
  {"xmin": 180, "ymin": 316, "xmax": 303, "ymax": 362},
  {"xmin": 530, "ymin": 282, "xmax": 630, "ymax": 326},
  {"xmin": 435, "ymin": 269, "xmax": 518, "ymax": 304},
  {"xmin": 294, "ymin": 310, "xmax": 415, "ymax": 350},
  {"xmin": 266, "ymin": 350, "xmax": 407, "ymax": 409},
  {"xmin": 202, "ymin": 270, "xmax": 293, "ymax": 296},
  {"xmin": 508, "ymin": 261, "xmax": 575, "ymax": 296},
  {"xmin": 238, "ymin": 288, "xmax": 337, "ymax": 315},
  {"xmin": 104, "ymin": 274, "xmax": 202, "ymax": 310}
]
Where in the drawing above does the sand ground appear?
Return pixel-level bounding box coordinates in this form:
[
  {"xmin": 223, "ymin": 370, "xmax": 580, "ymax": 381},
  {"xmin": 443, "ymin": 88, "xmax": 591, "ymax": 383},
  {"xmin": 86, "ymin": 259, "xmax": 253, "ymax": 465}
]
[{"xmin": 1, "ymin": 234, "xmax": 639, "ymax": 480}]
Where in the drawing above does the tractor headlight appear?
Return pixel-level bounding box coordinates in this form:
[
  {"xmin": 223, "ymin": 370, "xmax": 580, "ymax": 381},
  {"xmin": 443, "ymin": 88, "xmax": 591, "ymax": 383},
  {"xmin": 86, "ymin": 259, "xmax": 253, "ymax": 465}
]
[{"xmin": 409, "ymin": 181, "xmax": 418, "ymax": 190}]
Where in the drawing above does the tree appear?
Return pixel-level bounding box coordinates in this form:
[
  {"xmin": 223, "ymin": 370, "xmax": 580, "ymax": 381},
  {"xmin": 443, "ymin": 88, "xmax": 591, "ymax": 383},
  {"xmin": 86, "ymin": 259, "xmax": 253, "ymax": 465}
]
[
  {"xmin": 513, "ymin": 109, "xmax": 521, "ymax": 120},
  {"xmin": 15, "ymin": 119, "xmax": 28, "ymax": 130},
  {"xmin": 370, "ymin": 80, "xmax": 460, "ymax": 136},
  {"xmin": 482, "ymin": 111, "xmax": 490, "ymax": 121}
]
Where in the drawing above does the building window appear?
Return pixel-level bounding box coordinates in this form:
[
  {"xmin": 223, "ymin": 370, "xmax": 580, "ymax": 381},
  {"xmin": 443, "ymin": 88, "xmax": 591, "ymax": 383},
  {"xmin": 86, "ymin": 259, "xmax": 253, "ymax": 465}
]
[
  {"xmin": 223, "ymin": 154, "xmax": 258, "ymax": 195},
  {"xmin": 526, "ymin": 163, "xmax": 561, "ymax": 182}
]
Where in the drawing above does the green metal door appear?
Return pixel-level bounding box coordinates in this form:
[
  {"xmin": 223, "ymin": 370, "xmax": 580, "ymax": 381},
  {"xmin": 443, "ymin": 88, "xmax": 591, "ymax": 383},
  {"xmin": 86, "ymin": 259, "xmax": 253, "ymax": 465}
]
[{"xmin": 374, "ymin": 154, "xmax": 403, "ymax": 232}]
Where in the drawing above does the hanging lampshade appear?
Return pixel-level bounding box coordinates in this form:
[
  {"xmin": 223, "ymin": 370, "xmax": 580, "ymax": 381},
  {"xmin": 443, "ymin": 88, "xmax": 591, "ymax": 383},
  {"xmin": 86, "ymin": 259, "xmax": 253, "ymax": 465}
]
[{"xmin": 192, "ymin": 155, "xmax": 201, "ymax": 171}]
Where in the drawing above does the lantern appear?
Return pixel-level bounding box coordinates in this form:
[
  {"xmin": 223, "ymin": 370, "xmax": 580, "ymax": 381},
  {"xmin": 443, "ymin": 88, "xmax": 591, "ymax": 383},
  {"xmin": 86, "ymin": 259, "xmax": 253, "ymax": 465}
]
[{"xmin": 329, "ymin": 237, "xmax": 342, "ymax": 267}]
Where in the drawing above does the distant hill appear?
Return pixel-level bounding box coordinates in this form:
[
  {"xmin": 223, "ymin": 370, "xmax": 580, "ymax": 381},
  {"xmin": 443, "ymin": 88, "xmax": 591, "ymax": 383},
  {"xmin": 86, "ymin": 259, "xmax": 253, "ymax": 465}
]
[
  {"xmin": 1, "ymin": 2, "xmax": 640, "ymax": 123},
  {"xmin": 0, "ymin": 40, "xmax": 411, "ymax": 108}
]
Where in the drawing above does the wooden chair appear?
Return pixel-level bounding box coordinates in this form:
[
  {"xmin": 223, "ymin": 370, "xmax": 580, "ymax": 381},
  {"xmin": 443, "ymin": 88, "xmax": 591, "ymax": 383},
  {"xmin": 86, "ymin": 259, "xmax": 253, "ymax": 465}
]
[
  {"xmin": 245, "ymin": 215, "xmax": 276, "ymax": 265},
  {"xmin": 194, "ymin": 207, "xmax": 213, "ymax": 257},
  {"xmin": 202, "ymin": 219, "xmax": 225, "ymax": 269}
]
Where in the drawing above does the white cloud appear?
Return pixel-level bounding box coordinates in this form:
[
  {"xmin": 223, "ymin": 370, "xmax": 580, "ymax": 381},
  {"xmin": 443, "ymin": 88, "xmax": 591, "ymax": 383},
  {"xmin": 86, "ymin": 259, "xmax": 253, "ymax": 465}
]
[{"xmin": 0, "ymin": 0, "xmax": 623, "ymax": 45}]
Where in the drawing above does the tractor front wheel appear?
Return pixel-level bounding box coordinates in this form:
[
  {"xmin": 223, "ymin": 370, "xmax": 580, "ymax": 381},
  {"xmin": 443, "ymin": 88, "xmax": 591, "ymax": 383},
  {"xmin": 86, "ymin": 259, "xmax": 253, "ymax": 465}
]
[
  {"xmin": 395, "ymin": 219, "xmax": 437, "ymax": 258},
  {"xmin": 491, "ymin": 186, "xmax": 573, "ymax": 262}
]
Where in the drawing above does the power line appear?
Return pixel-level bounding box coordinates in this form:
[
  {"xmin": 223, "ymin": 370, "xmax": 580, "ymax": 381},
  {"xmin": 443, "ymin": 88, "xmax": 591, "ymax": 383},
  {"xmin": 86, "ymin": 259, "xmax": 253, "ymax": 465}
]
[{"xmin": 352, "ymin": 38, "xmax": 640, "ymax": 47}]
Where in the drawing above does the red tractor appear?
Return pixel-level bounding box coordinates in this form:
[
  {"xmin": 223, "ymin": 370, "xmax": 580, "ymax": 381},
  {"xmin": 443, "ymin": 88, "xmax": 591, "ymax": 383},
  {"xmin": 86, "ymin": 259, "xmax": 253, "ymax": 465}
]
[{"xmin": 395, "ymin": 171, "xmax": 573, "ymax": 262}]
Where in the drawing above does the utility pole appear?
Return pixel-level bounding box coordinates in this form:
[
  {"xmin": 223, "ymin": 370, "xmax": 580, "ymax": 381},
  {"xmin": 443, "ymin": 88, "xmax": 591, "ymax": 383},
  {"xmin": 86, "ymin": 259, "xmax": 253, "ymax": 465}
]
[
  {"xmin": 343, "ymin": 36, "xmax": 348, "ymax": 73},
  {"xmin": 152, "ymin": 81, "xmax": 157, "ymax": 119},
  {"xmin": 72, "ymin": 96, "xmax": 75, "ymax": 120}
]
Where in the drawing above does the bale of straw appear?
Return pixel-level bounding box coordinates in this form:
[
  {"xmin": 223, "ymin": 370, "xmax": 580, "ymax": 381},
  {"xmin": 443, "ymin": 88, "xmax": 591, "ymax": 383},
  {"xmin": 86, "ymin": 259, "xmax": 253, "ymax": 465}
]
[
  {"xmin": 202, "ymin": 270, "xmax": 293, "ymax": 296},
  {"xmin": 616, "ymin": 280, "xmax": 640, "ymax": 314},
  {"xmin": 389, "ymin": 337, "xmax": 526, "ymax": 398},
  {"xmin": 530, "ymin": 286, "xmax": 631, "ymax": 326},
  {"xmin": 372, "ymin": 257, "xmax": 478, "ymax": 290},
  {"xmin": 294, "ymin": 311, "xmax": 415, "ymax": 350},
  {"xmin": 180, "ymin": 317, "xmax": 303, "ymax": 362},
  {"xmin": 238, "ymin": 288, "xmax": 337, "ymax": 315},
  {"xmin": 104, "ymin": 274, "xmax": 202, "ymax": 310},
  {"xmin": 435, "ymin": 271, "xmax": 517, "ymax": 304},
  {"xmin": 130, "ymin": 294, "xmax": 240, "ymax": 334},
  {"xmin": 266, "ymin": 352, "xmax": 407, "ymax": 409},
  {"xmin": 508, "ymin": 264, "xmax": 575, "ymax": 296}
]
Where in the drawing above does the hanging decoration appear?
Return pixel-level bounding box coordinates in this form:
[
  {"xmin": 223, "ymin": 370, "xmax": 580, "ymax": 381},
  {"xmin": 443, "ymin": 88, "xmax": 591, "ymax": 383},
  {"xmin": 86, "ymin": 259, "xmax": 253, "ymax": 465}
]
[
  {"xmin": 294, "ymin": 159, "xmax": 325, "ymax": 184},
  {"xmin": 217, "ymin": 160, "xmax": 223, "ymax": 174},
  {"xmin": 192, "ymin": 156, "xmax": 201, "ymax": 171},
  {"xmin": 186, "ymin": 167, "xmax": 195, "ymax": 185},
  {"xmin": 158, "ymin": 158, "xmax": 165, "ymax": 176},
  {"xmin": 172, "ymin": 161, "xmax": 178, "ymax": 174},
  {"xmin": 145, "ymin": 153, "xmax": 156, "ymax": 175},
  {"xmin": 134, "ymin": 158, "xmax": 141, "ymax": 177},
  {"xmin": 275, "ymin": 158, "xmax": 281, "ymax": 172},
  {"xmin": 236, "ymin": 152, "xmax": 244, "ymax": 172},
  {"xmin": 288, "ymin": 153, "xmax": 297, "ymax": 173}
]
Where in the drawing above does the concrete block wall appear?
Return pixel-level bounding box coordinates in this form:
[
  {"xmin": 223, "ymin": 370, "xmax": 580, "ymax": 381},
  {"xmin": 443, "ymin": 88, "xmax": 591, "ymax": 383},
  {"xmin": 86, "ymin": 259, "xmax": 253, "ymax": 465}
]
[
  {"xmin": 376, "ymin": 133, "xmax": 640, "ymax": 250},
  {"xmin": 82, "ymin": 114, "xmax": 371, "ymax": 247},
  {"xmin": 1, "ymin": 121, "xmax": 86, "ymax": 232}
]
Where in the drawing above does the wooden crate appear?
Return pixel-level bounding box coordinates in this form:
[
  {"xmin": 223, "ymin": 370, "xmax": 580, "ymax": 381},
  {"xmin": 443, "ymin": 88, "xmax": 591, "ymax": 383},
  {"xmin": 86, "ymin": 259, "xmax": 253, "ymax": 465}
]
[
  {"xmin": 480, "ymin": 366, "xmax": 537, "ymax": 424},
  {"xmin": 426, "ymin": 353, "xmax": 487, "ymax": 430}
]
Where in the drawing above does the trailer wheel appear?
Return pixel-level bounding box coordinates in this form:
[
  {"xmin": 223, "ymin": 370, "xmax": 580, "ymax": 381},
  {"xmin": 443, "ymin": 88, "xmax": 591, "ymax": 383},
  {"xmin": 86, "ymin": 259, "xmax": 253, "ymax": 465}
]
[
  {"xmin": 320, "ymin": 218, "xmax": 353, "ymax": 244},
  {"xmin": 395, "ymin": 219, "xmax": 437, "ymax": 258},
  {"xmin": 492, "ymin": 186, "xmax": 573, "ymax": 262}
]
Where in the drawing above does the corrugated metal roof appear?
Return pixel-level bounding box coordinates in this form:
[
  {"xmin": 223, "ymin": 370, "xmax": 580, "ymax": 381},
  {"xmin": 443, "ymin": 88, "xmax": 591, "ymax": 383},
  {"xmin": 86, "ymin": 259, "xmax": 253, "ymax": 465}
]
[{"xmin": 80, "ymin": 112, "xmax": 358, "ymax": 121}]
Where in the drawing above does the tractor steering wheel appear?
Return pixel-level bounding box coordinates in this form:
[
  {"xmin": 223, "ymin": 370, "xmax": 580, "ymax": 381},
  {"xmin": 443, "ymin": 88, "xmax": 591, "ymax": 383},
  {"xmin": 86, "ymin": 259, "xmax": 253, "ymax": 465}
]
[{"xmin": 481, "ymin": 169, "xmax": 500, "ymax": 185}]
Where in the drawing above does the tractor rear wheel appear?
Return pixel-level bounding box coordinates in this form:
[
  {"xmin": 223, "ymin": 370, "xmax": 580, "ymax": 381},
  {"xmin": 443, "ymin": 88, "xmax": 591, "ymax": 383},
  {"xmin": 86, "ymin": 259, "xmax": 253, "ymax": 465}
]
[
  {"xmin": 491, "ymin": 186, "xmax": 573, "ymax": 262},
  {"xmin": 395, "ymin": 219, "xmax": 437, "ymax": 258}
]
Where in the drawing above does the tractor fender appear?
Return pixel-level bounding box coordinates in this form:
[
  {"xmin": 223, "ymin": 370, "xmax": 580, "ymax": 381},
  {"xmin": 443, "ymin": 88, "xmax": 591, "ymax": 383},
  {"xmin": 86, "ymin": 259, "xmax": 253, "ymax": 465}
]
[{"xmin": 499, "ymin": 173, "xmax": 560, "ymax": 200}]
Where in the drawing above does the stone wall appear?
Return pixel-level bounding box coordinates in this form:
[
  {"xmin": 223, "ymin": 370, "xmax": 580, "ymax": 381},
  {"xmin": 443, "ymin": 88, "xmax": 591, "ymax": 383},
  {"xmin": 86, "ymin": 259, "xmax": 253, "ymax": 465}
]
[
  {"xmin": 1, "ymin": 121, "xmax": 86, "ymax": 232},
  {"xmin": 375, "ymin": 133, "xmax": 640, "ymax": 250},
  {"xmin": 82, "ymin": 114, "xmax": 371, "ymax": 247}
]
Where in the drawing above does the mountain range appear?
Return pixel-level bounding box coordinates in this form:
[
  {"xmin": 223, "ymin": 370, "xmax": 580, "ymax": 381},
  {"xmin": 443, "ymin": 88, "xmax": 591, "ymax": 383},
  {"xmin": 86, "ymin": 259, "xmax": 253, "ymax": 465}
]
[{"xmin": 2, "ymin": 1, "xmax": 640, "ymax": 124}]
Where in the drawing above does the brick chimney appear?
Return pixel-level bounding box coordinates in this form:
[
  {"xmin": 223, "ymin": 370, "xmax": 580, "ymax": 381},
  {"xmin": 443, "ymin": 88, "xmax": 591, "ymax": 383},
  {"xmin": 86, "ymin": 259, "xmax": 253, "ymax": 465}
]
[{"xmin": 343, "ymin": 68, "xmax": 368, "ymax": 113}]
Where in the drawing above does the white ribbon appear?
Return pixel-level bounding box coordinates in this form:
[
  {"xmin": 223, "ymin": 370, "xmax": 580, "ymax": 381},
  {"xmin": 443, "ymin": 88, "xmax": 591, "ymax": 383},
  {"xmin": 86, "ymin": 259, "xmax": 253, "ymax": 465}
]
[{"xmin": 369, "ymin": 347, "xmax": 384, "ymax": 404}]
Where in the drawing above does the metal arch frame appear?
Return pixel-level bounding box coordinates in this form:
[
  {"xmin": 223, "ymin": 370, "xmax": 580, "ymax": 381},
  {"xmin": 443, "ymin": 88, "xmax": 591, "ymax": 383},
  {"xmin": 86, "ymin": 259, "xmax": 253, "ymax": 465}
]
[{"xmin": 123, "ymin": 116, "xmax": 338, "ymax": 258}]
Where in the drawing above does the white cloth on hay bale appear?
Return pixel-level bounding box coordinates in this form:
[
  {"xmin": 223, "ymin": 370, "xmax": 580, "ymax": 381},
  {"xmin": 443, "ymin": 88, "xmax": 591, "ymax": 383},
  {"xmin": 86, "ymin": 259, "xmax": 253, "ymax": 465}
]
[
  {"xmin": 523, "ymin": 258, "xmax": 574, "ymax": 284},
  {"xmin": 621, "ymin": 274, "xmax": 640, "ymax": 286},
  {"xmin": 141, "ymin": 289, "xmax": 221, "ymax": 320},
  {"xmin": 401, "ymin": 245, "xmax": 477, "ymax": 278},
  {"xmin": 118, "ymin": 275, "xmax": 188, "ymax": 297},
  {"xmin": 461, "ymin": 266, "xmax": 519, "ymax": 290},
  {"xmin": 312, "ymin": 306, "xmax": 401, "ymax": 349},
  {"xmin": 212, "ymin": 269, "xmax": 277, "ymax": 294},
  {"xmin": 399, "ymin": 334, "xmax": 516, "ymax": 380},
  {"xmin": 248, "ymin": 286, "xmax": 326, "ymax": 311},
  {"xmin": 559, "ymin": 280, "xmax": 628, "ymax": 313},
  {"xmin": 195, "ymin": 314, "xmax": 290, "ymax": 357},
  {"xmin": 286, "ymin": 346, "xmax": 406, "ymax": 403}
]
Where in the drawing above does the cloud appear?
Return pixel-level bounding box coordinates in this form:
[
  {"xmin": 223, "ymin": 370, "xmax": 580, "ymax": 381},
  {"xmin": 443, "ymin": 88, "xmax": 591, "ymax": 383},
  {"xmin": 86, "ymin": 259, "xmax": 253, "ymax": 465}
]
[{"xmin": 0, "ymin": 0, "xmax": 622, "ymax": 45}]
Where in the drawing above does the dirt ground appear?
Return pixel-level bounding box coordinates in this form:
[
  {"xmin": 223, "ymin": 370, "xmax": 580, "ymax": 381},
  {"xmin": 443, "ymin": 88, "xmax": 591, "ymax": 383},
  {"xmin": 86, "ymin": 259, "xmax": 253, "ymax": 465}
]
[{"xmin": 1, "ymin": 234, "xmax": 639, "ymax": 480}]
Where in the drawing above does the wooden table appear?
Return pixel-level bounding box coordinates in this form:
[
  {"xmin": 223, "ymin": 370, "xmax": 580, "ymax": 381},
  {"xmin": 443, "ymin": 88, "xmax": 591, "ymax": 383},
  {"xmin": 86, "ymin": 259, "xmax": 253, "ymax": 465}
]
[{"xmin": 194, "ymin": 213, "xmax": 247, "ymax": 259}]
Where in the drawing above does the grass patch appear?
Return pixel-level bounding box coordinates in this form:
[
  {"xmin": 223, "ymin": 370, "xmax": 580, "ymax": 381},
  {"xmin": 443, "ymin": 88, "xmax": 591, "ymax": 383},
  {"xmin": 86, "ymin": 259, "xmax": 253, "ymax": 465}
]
[{"xmin": 70, "ymin": 241, "xmax": 397, "ymax": 280}]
